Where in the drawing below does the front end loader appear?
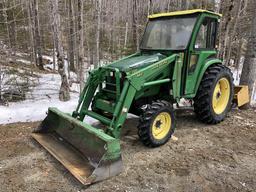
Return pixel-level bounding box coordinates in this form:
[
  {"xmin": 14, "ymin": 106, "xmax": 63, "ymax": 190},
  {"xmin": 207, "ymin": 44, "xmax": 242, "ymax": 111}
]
[{"xmin": 32, "ymin": 9, "xmax": 250, "ymax": 185}]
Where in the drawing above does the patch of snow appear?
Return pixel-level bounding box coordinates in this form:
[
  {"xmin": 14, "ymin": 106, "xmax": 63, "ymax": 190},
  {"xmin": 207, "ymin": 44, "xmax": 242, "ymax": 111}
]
[
  {"xmin": 70, "ymin": 71, "xmax": 77, "ymax": 79},
  {"xmin": 41, "ymin": 54, "xmax": 57, "ymax": 71},
  {"xmin": 16, "ymin": 52, "xmax": 29, "ymax": 57},
  {"xmin": 0, "ymin": 73, "xmax": 82, "ymax": 124},
  {"xmin": 70, "ymin": 82, "xmax": 80, "ymax": 93},
  {"xmin": 16, "ymin": 59, "xmax": 31, "ymax": 65},
  {"xmin": 0, "ymin": 94, "xmax": 99, "ymax": 125},
  {"xmin": 252, "ymin": 85, "xmax": 256, "ymax": 102},
  {"xmin": 42, "ymin": 55, "xmax": 54, "ymax": 62},
  {"xmin": 0, "ymin": 96, "xmax": 77, "ymax": 124}
]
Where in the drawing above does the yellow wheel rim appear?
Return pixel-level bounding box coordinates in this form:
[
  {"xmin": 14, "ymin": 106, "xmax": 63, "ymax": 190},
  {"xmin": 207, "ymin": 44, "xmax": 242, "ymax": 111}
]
[
  {"xmin": 212, "ymin": 78, "xmax": 231, "ymax": 115},
  {"xmin": 152, "ymin": 112, "xmax": 171, "ymax": 140}
]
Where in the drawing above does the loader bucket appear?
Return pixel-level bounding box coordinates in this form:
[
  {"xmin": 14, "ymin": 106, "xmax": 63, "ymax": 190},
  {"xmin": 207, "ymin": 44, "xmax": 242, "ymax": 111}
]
[
  {"xmin": 233, "ymin": 86, "xmax": 250, "ymax": 107},
  {"xmin": 32, "ymin": 108, "xmax": 122, "ymax": 185}
]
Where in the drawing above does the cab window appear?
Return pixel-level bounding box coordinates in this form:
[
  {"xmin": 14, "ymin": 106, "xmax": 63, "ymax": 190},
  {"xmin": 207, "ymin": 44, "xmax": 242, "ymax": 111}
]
[{"xmin": 195, "ymin": 18, "xmax": 217, "ymax": 49}]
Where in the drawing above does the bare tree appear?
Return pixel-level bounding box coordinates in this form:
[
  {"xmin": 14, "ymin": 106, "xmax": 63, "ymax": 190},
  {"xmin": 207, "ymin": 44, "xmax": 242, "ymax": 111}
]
[
  {"xmin": 240, "ymin": 0, "xmax": 256, "ymax": 103},
  {"xmin": 77, "ymin": 0, "xmax": 86, "ymax": 91},
  {"xmin": 132, "ymin": 0, "xmax": 139, "ymax": 51},
  {"xmin": 2, "ymin": 0, "xmax": 11, "ymax": 56},
  {"xmin": 51, "ymin": 0, "xmax": 70, "ymax": 101},
  {"xmin": 225, "ymin": 1, "xmax": 243, "ymax": 66},
  {"xmin": 96, "ymin": 0, "xmax": 102, "ymax": 67},
  {"xmin": 68, "ymin": 0, "xmax": 76, "ymax": 72},
  {"xmin": 27, "ymin": 0, "xmax": 36, "ymax": 67},
  {"xmin": 31, "ymin": 0, "xmax": 44, "ymax": 70}
]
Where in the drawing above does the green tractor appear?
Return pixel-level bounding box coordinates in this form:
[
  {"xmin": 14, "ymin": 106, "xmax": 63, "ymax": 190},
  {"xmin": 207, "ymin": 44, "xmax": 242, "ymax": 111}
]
[{"xmin": 33, "ymin": 9, "xmax": 242, "ymax": 185}]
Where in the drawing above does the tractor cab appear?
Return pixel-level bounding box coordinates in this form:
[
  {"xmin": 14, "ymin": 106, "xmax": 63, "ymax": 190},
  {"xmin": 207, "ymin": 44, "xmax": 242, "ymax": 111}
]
[
  {"xmin": 141, "ymin": 13, "xmax": 197, "ymax": 51},
  {"xmin": 142, "ymin": 9, "xmax": 221, "ymax": 52},
  {"xmin": 142, "ymin": 9, "xmax": 222, "ymax": 96}
]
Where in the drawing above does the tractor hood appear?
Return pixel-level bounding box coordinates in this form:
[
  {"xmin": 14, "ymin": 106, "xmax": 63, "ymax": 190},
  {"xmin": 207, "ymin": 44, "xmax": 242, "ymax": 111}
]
[{"xmin": 108, "ymin": 53, "xmax": 167, "ymax": 72}]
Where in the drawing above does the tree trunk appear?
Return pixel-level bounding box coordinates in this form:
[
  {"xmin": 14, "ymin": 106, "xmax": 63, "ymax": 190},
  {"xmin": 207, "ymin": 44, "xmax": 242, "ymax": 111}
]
[
  {"xmin": 181, "ymin": 0, "xmax": 188, "ymax": 10},
  {"xmin": 225, "ymin": 0, "xmax": 242, "ymax": 66},
  {"xmin": 77, "ymin": 0, "xmax": 86, "ymax": 92},
  {"xmin": 148, "ymin": 0, "xmax": 152, "ymax": 15},
  {"xmin": 124, "ymin": 22, "xmax": 128, "ymax": 49},
  {"xmin": 27, "ymin": 0, "xmax": 36, "ymax": 67},
  {"xmin": 33, "ymin": 0, "xmax": 44, "ymax": 70},
  {"xmin": 0, "ymin": 65, "xmax": 2, "ymax": 101},
  {"xmin": 68, "ymin": 0, "xmax": 76, "ymax": 72},
  {"xmin": 240, "ymin": 0, "xmax": 256, "ymax": 104},
  {"xmin": 132, "ymin": 0, "xmax": 138, "ymax": 51},
  {"xmin": 51, "ymin": 0, "xmax": 70, "ymax": 101},
  {"xmin": 96, "ymin": 0, "xmax": 102, "ymax": 67},
  {"xmin": 2, "ymin": 0, "xmax": 11, "ymax": 57},
  {"xmin": 9, "ymin": 0, "xmax": 17, "ymax": 60}
]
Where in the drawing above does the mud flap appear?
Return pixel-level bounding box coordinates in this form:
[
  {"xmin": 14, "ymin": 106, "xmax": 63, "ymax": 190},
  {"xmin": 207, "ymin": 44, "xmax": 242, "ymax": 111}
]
[{"xmin": 32, "ymin": 108, "xmax": 122, "ymax": 185}]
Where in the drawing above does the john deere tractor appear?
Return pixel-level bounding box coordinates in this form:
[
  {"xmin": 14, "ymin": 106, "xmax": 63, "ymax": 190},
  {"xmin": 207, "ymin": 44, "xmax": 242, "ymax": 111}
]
[{"xmin": 32, "ymin": 9, "xmax": 248, "ymax": 185}]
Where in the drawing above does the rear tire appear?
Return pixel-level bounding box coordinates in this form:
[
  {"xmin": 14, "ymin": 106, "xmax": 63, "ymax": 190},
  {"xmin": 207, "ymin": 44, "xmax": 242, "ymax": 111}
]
[
  {"xmin": 194, "ymin": 64, "xmax": 234, "ymax": 124},
  {"xmin": 137, "ymin": 100, "xmax": 175, "ymax": 147}
]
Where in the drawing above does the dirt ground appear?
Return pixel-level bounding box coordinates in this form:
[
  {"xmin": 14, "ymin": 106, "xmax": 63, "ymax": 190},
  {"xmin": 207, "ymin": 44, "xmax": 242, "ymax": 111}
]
[{"xmin": 0, "ymin": 108, "xmax": 256, "ymax": 192}]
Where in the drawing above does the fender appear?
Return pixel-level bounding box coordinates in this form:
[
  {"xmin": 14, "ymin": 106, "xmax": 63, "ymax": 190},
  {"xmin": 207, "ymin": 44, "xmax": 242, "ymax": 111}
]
[{"xmin": 193, "ymin": 58, "xmax": 222, "ymax": 97}]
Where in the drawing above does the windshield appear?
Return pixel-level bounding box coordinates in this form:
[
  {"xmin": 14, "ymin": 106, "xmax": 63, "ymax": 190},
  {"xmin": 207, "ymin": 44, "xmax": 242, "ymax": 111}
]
[{"xmin": 140, "ymin": 16, "xmax": 197, "ymax": 50}]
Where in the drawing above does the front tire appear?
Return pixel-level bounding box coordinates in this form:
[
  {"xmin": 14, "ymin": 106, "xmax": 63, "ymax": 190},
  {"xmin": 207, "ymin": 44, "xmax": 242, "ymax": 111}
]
[
  {"xmin": 137, "ymin": 100, "xmax": 175, "ymax": 147},
  {"xmin": 194, "ymin": 64, "xmax": 234, "ymax": 124}
]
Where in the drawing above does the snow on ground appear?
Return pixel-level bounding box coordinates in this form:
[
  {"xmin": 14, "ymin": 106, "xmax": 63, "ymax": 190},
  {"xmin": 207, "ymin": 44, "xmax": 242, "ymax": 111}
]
[
  {"xmin": 42, "ymin": 55, "xmax": 54, "ymax": 62},
  {"xmin": 0, "ymin": 95, "xmax": 77, "ymax": 124},
  {"xmin": 16, "ymin": 52, "xmax": 29, "ymax": 57},
  {"xmin": 0, "ymin": 72, "xmax": 97, "ymax": 125},
  {"xmin": 16, "ymin": 59, "xmax": 31, "ymax": 65},
  {"xmin": 0, "ymin": 53, "xmax": 98, "ymax": 124}
]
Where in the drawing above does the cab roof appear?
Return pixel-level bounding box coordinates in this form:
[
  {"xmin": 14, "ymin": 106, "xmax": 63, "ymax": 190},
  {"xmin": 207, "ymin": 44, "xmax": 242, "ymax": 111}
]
[{"xmin": 148, "ymin": 9, "xmax": 222, "ymax": 19}]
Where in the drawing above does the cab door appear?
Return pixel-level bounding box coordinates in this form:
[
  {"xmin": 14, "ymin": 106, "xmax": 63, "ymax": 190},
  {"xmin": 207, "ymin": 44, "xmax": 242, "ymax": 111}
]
[{"xmin": 185, "ymin": 17, "xmax": 219, "ymax": 96}]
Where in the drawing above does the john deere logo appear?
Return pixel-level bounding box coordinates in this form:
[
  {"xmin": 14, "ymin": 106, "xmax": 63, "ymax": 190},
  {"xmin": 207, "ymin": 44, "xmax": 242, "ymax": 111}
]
[
  {"xmin": 136, "ymin": 72, "xmax": 143, "ymax": 77},
  {"xmin": 161, "ymin": 60, "xmax": 169, "ymax": 66},
  {"xmin": 154, "ymin": 60, "xmax": 169, "ymax": 69}
]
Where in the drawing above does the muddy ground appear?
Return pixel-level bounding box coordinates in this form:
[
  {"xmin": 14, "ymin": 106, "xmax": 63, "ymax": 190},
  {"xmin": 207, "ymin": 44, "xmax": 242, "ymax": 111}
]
[{"xmin": 0, "ymin": 108, "xmax": 256, "ymax": 192}]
